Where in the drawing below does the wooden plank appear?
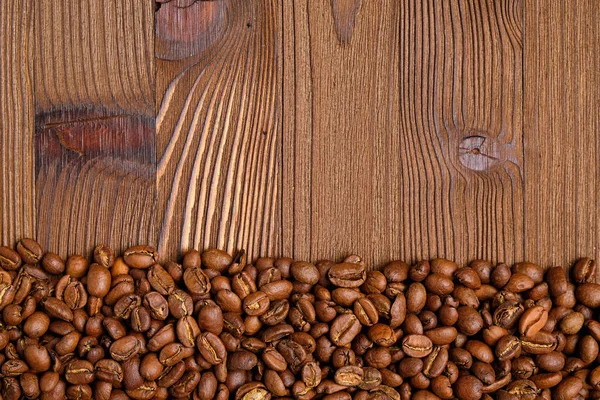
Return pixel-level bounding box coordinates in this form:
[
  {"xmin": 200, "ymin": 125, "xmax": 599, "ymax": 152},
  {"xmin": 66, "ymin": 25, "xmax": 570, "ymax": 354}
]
[
  {"xmin": 524, "ymin": 0, "xmax": 600, "ymax": 268},
  {"xmin": 283, "ymin": 0, "xmax": 524, "ymax": 267},
  {"xmin": 155, "ymin": 0, "xmax": 281, "ymax": 261},
  {"xmin": 0, "ymin": 0, "xmax": 35, "ymax": 246},
  {"xmin": 34, "ymin": 0, "xmax": 156, "ymax": 258}
]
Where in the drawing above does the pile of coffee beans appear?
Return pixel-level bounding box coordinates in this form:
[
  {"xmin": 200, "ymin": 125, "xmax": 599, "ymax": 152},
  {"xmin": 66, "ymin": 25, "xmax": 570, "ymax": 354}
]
[{"xmin": 0, "ymin": 240, "xmax": 599, "ymax": 399}]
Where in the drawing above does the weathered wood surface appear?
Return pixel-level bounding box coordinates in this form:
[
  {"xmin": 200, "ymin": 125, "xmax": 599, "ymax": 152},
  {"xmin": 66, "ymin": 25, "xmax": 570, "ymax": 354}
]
[
  {"xmin": 0, "ymin": 1, "xmax": 598, "ymax": 269},
  {"xmin": 0, "ymin": 0, "xmax": 35, "ymax": 246},
  {"xmin": 33, "ymin": 0, "xmax": 156, "ymax": 257},
  {"xmin": 283, "ymin": 0, "xmax": 525, "ymax": 267},
  {"xmin": 524, "ymin": 0, "xmax": 600, "ymax": 268},
  {"xmin": 155, "ymin": 0, "xmax": 281, "ymax": 261}
]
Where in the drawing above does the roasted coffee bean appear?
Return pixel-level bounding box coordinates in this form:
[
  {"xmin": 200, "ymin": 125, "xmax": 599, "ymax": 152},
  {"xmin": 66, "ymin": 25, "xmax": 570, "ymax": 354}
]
[
  {"xmin": 167, "ymin": 288, "xmax": 192, "ymax": 318},
  {"xmin": 330, "ymin": 313, "xmax": 362, "ymax": 346},
  {"xmin": 123, "ymin": 245, "xmax": 158, "ymax": 269},
  {"xmin": 328, "ymin": 263, "xmax": 366, "ymax": 288},
  {"xmin": 16, "ymin": 238, "xmax": 42, "ymax": 264},
  {"xmin": 87, "ymin": 264, "xmax": 112, "ymax": 298},
  {"xmin": 0, "ymin": 246, "xmax": 21, "ymax": 271},
  {"xmin": 519, "ymin": 305, "xmax": 548, "ymax": 337},
  {"xmin": 197, "ymin": 332, "xmax": 226, "ymax": 365},
  {"xmin": 110, "ymin": 335, "xmax": 140, "ymax": 361},
  {"xmin": 402, "ymin": 334, "xmax": 433, "ymax": 358},
  {"xmin": 573, "ymin": 257, "xmax": 596, "ymax": 283}
]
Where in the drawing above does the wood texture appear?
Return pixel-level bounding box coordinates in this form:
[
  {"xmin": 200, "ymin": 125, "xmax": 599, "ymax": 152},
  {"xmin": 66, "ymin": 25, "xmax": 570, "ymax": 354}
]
[
  {"xmin": 34, "ymin": 0, "xmax": 154, "ymax": 116},
  {"xmin": 283, "ymin": 0, "xmax": 524, "ymax": 267},
  {"xmin": 524, "ymin": 0, "xmax": 600, "ymax": 268},
  {"xmin": 1, "ymin": 1, "xmax": 599, "ymax": 269},
  {"xmin": 0, "ymin": 0, "xmax": 35, "ymax": 247},
  {"xmin": 34, "ymin": 0, "xmax": 156, "ymax": 258},
  {"xmin": 155, "ymin": 0, "xmax": 281, "ymax": 261}
]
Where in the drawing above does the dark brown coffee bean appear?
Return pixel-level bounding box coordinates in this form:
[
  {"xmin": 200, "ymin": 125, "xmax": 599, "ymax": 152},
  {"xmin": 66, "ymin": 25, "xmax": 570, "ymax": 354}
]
[
  {"xmin": 495, "ymin": 334, "xmax": 521, "ymax": 361},
  {"xmin": 94, "ymin": 358, "xmax": 123, "ymax": 385},
  {"xmin": 520, "ymin": 331, "xmax": 557, "ymax": 354},
  {"xmin": 90, "ymin": 245, "xmax": 112, "ymax": 268},
  {"xmin": 123, "ymin": 245, "xmax": 158, "ymax": 269},
  {"xmin": 130, "ymin": 306, "xmax": 151, "ymax": 333},
  {"xmin": 40, "ymin": 252, "xmax": 64, "ymax": 274},
  {"xmin": 201, "ymin": 249, "xmax": 232, "ymax": 272},
  {"xmin": 231, "ymin": 271, "xmax": 257, "ymax": 300},
  {"xmin": 328, "ymin": 263, "xmax": 367, "ymax": 288},
  {"xmin": 65, "ymin": 360, "xmax": 95, "ymax": 385},
  {"xmin": 350, "ymin": 297, "xmax": 377, "ymax": 327},
  {"xmin": 0, "ymin": 246, "xmax": 21, "ymax": 271},
  {"xmin": 277, "ymin": 339, "xmax": 307, "ymax": 370},
  {"xmin": 243, "ymin": 291, "xmax": 270, "ymax": 316},
  {"xmin": 197, "ymin": 371, "xmax": 218, "ymax": 400},
  {"xmin": 16, "ymin": 238, "xmax": 42, "ymax": 264},
  {"xmin": 235, "ymin": 381, "xmax": 271, "ymax": 400},
  {"xmin": 332, "ymin": 365, "xmax": 363, "ymax": 387},
  {"xmin": 23, "ymin": 310, "xmax": 50, "ymax": 338},
  {"xmin": 146, "ymin": 264, "xmax": 175, "ymax": 295},
  {"xmin": 402, "ymin": 334, "xmax": 433, "ymax": 358},
  {"xmin": 573, "ymin": 257, "xmax": 596, "ymax": 283},
  {"xmin": 425, "ymin": 273, "xmax": 454, "ymax": 295},
  {"xmin": 560, "ymin": 311, "xmax": 585, "ymax": 334},
  {"xmin": 251, "ymin": 278, "xmax": 289, "ymax": 302},
  {"xmin": 110, "ymin": 335, "xmax": 140, "ymax": 361},
  {"xmin": 87, "ymin": 264, "xmax": 111, "ymax": 298},
  {"xmin": 329, "ymin": 313, "xmax": 361, "ymax": 346},
  {"xmin": 553, "ymin": 376, "xmax": 582, "ymax": 400},
  {"xmin": 197, "ymin": 332, "xmax": 226, "ymax": 365},
  {"xmin": 66, "ymin": 254, "xmax": 89, "ymax": 278},
  {"xmin": 157, "ymin": 342, "xmax": 186, "ymax": 367},
  {"xmin": 2, "ymin": 359, "xmax": 28, "ymax": 376},
  {"xmin": 422, "ymin": 346, "xmax": 448, "ymax": 378},
  {"xmin": 182, "ymin": 266, "xmax": 211, "ymax": 296},
  {"xmin": 290, "ymin": 261, "xmax": 320, "ymax": 285},
  {"xmin": 113, "ymin": 294, "xmax": 141, "ymax": 319},
  {"xmin": 260, "ymin": 299, "xmax": 289, "ymax": 326},
  {"xmin": 453, "ymin": 375, "xmax": 483, "ymax": 400},
  {"xmin": 198, "ymin": 302, "xmax": 224, "ymax": 335},
  {"xmin": 228, "ymin": 350, "xmax": 258, "ymax": 371},
  {"xmin": 167, "ymin": 288, "xmax": 193, "ymax": 318},
  {"xmin": 332, "ymin": 287, "xmax": 361, "ymax": 307}
]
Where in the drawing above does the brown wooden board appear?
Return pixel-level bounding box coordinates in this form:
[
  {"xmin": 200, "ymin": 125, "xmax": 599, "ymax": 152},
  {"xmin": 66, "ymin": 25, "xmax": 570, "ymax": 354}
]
[
  {"xmin": 0, "ymin": 0, "xmax": 598, "ymax": 270},
  {"xmin": 33, "ymin": 0, "xmax": 156, "ymax": 257},
  {"xmin": 0, "ymin": 0, "xmax": 35, "ymax": 246}
]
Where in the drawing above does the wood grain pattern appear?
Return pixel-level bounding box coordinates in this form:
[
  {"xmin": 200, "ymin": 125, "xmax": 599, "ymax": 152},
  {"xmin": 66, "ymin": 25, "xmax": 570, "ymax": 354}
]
[
  {"xmin": 524, "ymin": 0, "xmax": 600, "ymax": 268},
  {"xmin": 0, "ymin": 0, "xmax": 35, "ymax": 246},
  {"xmin": 155, "ymin": 0, "xmax": 281, "ymax": 261},
  {"xmin": 34, "ymin": 0, "xmax": 154, "ymax": 117},
  {"xmin": 34, "ymin": 0, "xmax": 156, "ymax": 258},
  {"xmin": 283, "ymin": 0, "xmax": 524, "ymax": 267}
]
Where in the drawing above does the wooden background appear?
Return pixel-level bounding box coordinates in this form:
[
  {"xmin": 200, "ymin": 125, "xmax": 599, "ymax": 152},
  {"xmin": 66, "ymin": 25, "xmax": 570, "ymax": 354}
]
[{"xmin": 0, "ymin": 0, "xmax": 598, "ymax": 269}]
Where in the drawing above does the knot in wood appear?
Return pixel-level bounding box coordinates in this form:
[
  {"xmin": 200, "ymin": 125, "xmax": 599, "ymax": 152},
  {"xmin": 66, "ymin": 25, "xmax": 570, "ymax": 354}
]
[{"xmin": 458, "ymin": 135, "xmax": 505, "ymax": 171}]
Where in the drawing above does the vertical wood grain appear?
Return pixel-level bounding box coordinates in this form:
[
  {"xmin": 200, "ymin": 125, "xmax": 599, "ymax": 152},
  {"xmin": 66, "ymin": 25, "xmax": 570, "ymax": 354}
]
[
  {"xmin": 0, "ymin": 0, "xmax": 35, "ymax": 246},
  {"xmin": 155, "ymin": 0, "xmax": 281, "ymax": 261},
  {"xmin": 283, "ymin": 0, "xmax": 524, "ymax": 267},
  {"xmin": 35, "ymin": 0, "xmax": 154, "ymax": 116},
  {"xmin": 34, "ymin": 0, "xmax": 156, "ymax": 258},
  {"xmin": 524, "ymin": 0, "xmax": 600, "ymax": 268}
]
